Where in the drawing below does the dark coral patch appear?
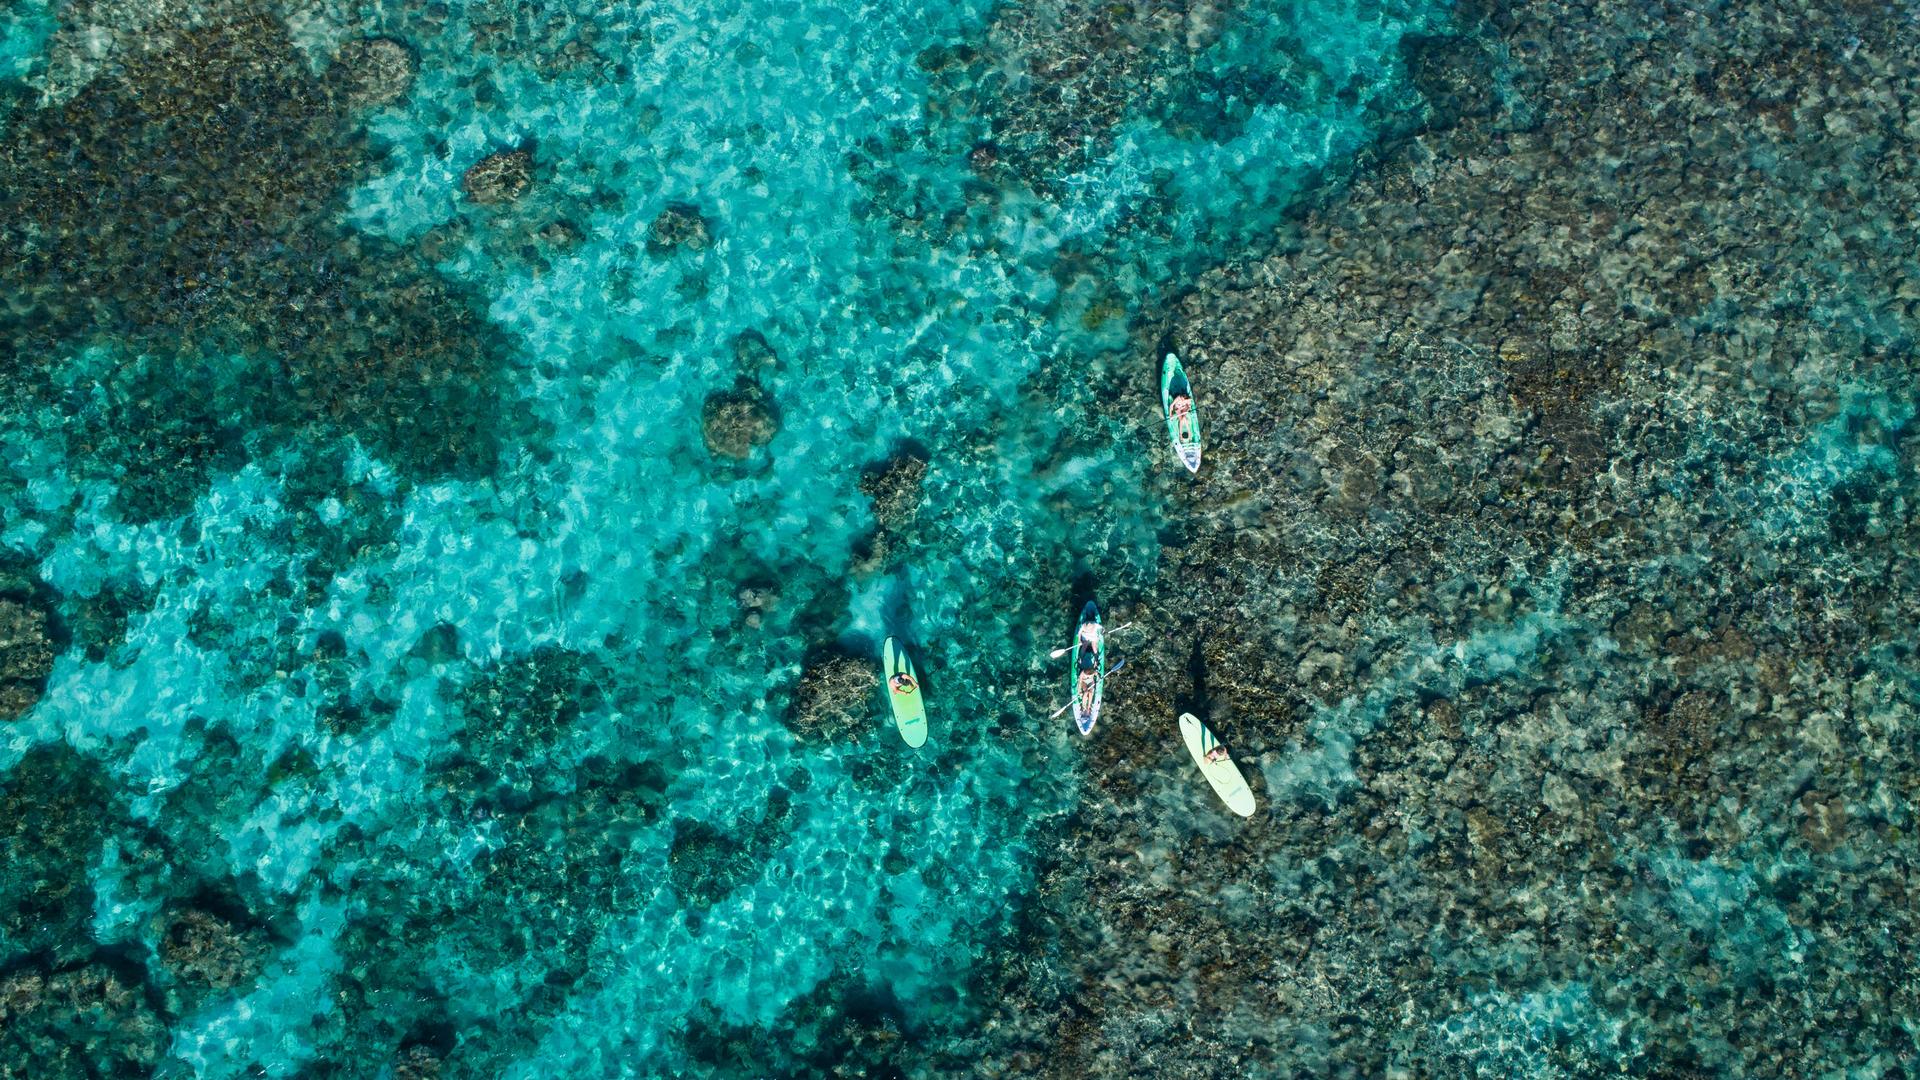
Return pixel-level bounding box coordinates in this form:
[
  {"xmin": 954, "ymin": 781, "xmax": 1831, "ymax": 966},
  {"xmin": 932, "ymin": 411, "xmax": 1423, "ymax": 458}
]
[
  {"xmin": 0, "ymin": 595, "xmax": 54, "ymax": 721},
  {"xmin": 0, "ymin": 11, "xmax": 510, "ymax": 521}
]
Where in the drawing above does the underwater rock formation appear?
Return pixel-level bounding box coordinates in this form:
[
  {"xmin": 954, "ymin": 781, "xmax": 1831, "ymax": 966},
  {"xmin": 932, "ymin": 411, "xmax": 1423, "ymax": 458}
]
[
  {"xmin": 0, "ymin": 746, "xmax": 125, "ymax": 967},
  {"xmin": 0, "ymin": 962, "xmax": 167, "ymax": 1079},
  {"xmin": 0, "ymin": 597, "xmax": 52, "ymax": 720},
  {"xmin": 445, "ymin": 646, "xmax": 608, "ymax": 806},
  {"xmin": 290, "ymin": 643, "xmax": 669, "ymax": 1076},
  {"xmin": 953, "ymin": 0, "xmax": 1920, "ymax": 1074},
  {"xmin": 919, "ymin": 0, "xmax": 1217, "ymax": 190},
  {"xmin": 0, "ymin": 9, "xmax": 510, "ymax": 521},
  {"xmin": 463, "ymin": 147, "xmax": 536, "ymax": 205},
  {"xmin": 859, "ymin": 448, "xmax": 928, "ymax": 532},
  {"xmin": 156, "ymin": 904, "xmax": 271, "ymax": 995},
  {"xmin": 669, "ymin": 786, "xmax": 798, "ymax": 907},
  {"xmin": 669, "ymin": 822, "xmax": 761, "ymax": 907},
  {"xmin": 700, "ymin": 381, "xmax": 780, "ymax": 459},
  {"xmin": 785, "ymin": 649, "xmax": 878, "ymax": 742},
  {"xmin": 333, "ymin": 36, "xmax": 417, "ymax": 108},
  {"xmin": 850, "ymin": 446, "xmax": 930, "ymax": 576},
  {"xmin": 648, "ymin": 201, "xmax": 713, "ymax": 254}
]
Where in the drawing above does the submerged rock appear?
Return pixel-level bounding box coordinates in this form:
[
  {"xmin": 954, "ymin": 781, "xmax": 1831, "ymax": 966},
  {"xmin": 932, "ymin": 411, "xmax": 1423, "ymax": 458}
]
[
  {"xmin": 463, "ymin": 147, "xmax": 534, "ymax": 205},
  {"xmin": 732, "ymin": 329, "xmax": 781, "ymax": 374},
  {"xmin": 954, "ymin": 0, "xmax": 1920, "ymax": 1073},
  {"xmin": 158, "ymin": 905, "xmax": 270, "ymax": 993},
  {"xmin": 445, "ymin": 647, "xmax": 609, "ymax": 808},
  {"xmin": 334, "ymin": 37, "xmax": 417, "ymax": 107},
  {"xmin": 392, "ymin": 1043, "xmax": 445, "ymax": 1080},
  {"xmin": 647, "ymin": 201, "xmax": 712, "ymax": 254},
  {"xmin": 668, "ymin": 822, "xmax": 758, "ymax": 906},
  {"xmin": 0, "ymin": 961, "xmax": 167, "ymax": 1077},
  {"xmin": 784, "ymin": 650, "xmax": 876, "ymax": 742},
  {"xmin": 700, "ymin": 381, "xmax": 779, "ymax": 459},
  {"xmin": 0, "ymin": 597, "xmax": 54, "ymax": 721},
  {"xmin": 0, "ymin": 746, "xmax": 124, "ymax": 966},
  {"xmin": 0, "ymin": 10, "xmax": 514, "ymax": 518},
  {"xmin": 858, "ymin": 447, "xmax": 928, "ymax": 531}
]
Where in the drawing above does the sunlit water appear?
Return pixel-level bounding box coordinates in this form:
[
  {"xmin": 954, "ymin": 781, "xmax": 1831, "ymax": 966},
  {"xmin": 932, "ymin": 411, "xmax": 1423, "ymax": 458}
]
[{"xmin": 0, "ymin": 0, "xmax": 1448, "ymax": 1073}]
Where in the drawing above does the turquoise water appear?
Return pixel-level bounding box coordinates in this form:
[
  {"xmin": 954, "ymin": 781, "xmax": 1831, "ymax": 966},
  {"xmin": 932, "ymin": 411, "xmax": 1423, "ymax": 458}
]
[
  {"xmin": 17, "ymin": 0, "xmax": 1913, "ymax": 1074},
  {"xmin": 0, "ymin": 0, "xmax": 1450, "ymax": 1074}
]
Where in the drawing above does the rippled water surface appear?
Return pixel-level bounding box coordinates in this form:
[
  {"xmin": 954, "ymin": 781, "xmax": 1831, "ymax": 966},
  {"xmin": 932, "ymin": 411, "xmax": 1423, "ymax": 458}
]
[{"xmin": 4, "ymin": 0, "xmax": 1917, "ymax": 1076}]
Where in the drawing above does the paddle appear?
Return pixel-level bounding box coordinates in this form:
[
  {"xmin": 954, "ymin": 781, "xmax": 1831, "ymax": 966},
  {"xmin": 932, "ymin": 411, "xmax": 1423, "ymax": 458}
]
[
  {"xmin": 1045, "ymin": 659, "xmax": 1128, "ymax": 718},
  {"xmin": 1046, "ymin": 623, "xmax": 1135, "ymax": 659}
]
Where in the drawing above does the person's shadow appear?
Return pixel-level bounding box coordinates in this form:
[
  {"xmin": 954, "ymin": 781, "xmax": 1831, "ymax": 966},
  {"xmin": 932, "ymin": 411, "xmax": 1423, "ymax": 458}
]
[{"xmin": 1179, "ymin": 634, "xmax": 1209, "ymax": 721}]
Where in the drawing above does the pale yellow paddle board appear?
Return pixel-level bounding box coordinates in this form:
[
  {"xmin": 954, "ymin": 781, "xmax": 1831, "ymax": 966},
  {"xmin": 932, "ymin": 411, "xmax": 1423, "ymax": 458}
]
[{"xmin": 1180, "ymin": 713, "xmax": 1255, "ymax": 817}]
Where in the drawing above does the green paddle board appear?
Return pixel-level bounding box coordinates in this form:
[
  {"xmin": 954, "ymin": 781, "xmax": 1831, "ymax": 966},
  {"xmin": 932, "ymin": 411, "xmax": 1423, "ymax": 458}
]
[
  {"xmin": 883, "ymin": 637, "xmax": 927, "ymax": 748},
  {"xmin": 1180, "ymin": 712, "xmax": 1254, "ymax": 817},
  {"xmin": 1161, "ymin": 352, "xmax": 1202, "ymax": 473}
]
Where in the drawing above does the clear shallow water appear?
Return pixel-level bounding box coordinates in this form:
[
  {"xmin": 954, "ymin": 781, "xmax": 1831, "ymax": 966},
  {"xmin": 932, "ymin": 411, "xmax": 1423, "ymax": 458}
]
[{"xmin": 0, "ymin": 0, "xmax": 1449, "ymax": 1074}]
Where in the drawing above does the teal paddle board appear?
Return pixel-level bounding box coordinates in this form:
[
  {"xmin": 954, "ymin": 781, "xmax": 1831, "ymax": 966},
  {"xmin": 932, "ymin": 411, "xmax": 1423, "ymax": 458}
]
[
  {"xmin": 883, "ymin": 637, "xmax": 927, "ymax": 748},
  {"xmin": 1180, "ymin": 712, "xmax": 1254, "ymax": 816},
  {"xmin": 1069, "ymin": 601, "xmax": 1106, "ymax": 736},
  {"xmin": 1161, "ymin": 352, "xmax": 1201, "ymax": 473}
]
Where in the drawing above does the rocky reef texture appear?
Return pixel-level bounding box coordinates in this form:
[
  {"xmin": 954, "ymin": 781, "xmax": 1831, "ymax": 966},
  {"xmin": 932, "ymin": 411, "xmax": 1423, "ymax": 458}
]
[
  {"xmin": 649, "ymin": 201, "xmax": 714, "ymax": 255},
  {"xmin": 920, "ymin": 0, "xmax": 1238, "ymax": 193},
  {"xmin": 463, "ymin": 147, "xmax": 536, "ymax": 205},
  {"xmin": 852, "ymin": 446, "xmax": 929, "ymax": 576},
  {"xmin": 0, "ymin": 739, "xmax": 294, "ymax": 1076},
  {"xmin": 302, "ymin": 647, "xmax": 667, "ymax": 1077},
  {"xmin": 333, "ymin": 35, "xmax": 416, "ymax": 108},
  {"xmin": 701, "ymin": 380, "xmax": 781, "ymax": 459},
  {"xmin": 0, "ymin": 8, "xmax": 511, "ymax": 522},
  {"xmin": 1, "ymin": 0, "xmax": 1913, "ymax": 1075},
  {"xmin": 0, "ymin": 596, "xmax": 53, "ymax": 720},
  {"xmin": 0, "ymin": 962, "xmax": 168, "ymax": 1080},
  {"xmin": 947, "ymin": 0, "xmax": 1920, "ymax": 1075},
  {"xmin": 784, "ymin": 649, "xmax": 880, "ymax": 742}
]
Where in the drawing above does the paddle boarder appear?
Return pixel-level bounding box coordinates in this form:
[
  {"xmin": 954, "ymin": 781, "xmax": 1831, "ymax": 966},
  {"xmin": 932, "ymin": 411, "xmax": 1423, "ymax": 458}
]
[
  {"xmin": 1076, "ymin": 617, "xmax": 1102, "ymax": 656},
  {"xmin": 1205, "ymin": 741, "xmax": 1229, "ymax": 763},
  {"xmin": 1170, "ymin": 392, "xmax": 1194, "ymax": 443},
  {"xmin": 890, "ymin": 671, "xmax": 918, "ymax": 694}
]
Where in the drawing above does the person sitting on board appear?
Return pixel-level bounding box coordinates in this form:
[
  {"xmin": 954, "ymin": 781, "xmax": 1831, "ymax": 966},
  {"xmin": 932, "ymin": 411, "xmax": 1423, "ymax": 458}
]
[
  {"xmin": 889, "ymin": 672, "xmax": 917, "ymax": 694},
  {"xmin": 1204, "ymin": 743, "xmax": 1230, "ymax": 764},
  {"xmin": 1077, "ymin": 621, "xmax": 1102, "ymax": 654},
  {"xmin": 1170, "ymin": 393, "xmax": 1194, "ymax": 443}
]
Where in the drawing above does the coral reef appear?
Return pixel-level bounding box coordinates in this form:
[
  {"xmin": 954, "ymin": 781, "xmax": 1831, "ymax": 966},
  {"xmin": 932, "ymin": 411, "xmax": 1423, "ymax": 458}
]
[
  {"xmin": 0, "ymin": 962, "xmax": 167, "ymax": 1080},
  {"xmin": 859, "ymin": 448, "xmax": 929, "ymax": 532},
  {"xmin": 670, "ymin": 785, "xmax": 799, "ymax": 906},
  {"xmin": 463, "ymin": 147, "xmax": 536, "ymax": 205},
  {"xmin": 1, "ymin": 0, "xmax": 1913, "ymax": 1074},
  {"xmin": 156, "ymin": 903, "xmax": 271, "ymax": 995},
  {"xmin": 0, "ymin": 9, "xmax": 511, "ymax": 521},
  {"xmin": 649, "ymin": 201, "xmax": 714, "ymax": 255},
  {"xmin": 0, "ymin": 596, "xmax": 52, "ymax": 720},
  {"xmin": 299, "ymin": 648, "xmax": 668, "ymax": 1076},
  {"xmin": 332, "ymin": 36, "xmax": 416, "ymax": 108},
  {"xmin": 0, "ymin": 746, "xmax": 124, "ymax": 966},
  {"xmin": 949, "ymin": 0, "xmax": 1920, "ymax": 1073},
  {"xmin": 701, "ymin": 381, "xmax": 780, "ymax": 459},
  {"xmin": 784, "ymin": 649, "xmax": 880, "ymax": 742},
  {"xmin": 918, "ymin": 0, "xmax": 1229, "ymax": 191}
]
